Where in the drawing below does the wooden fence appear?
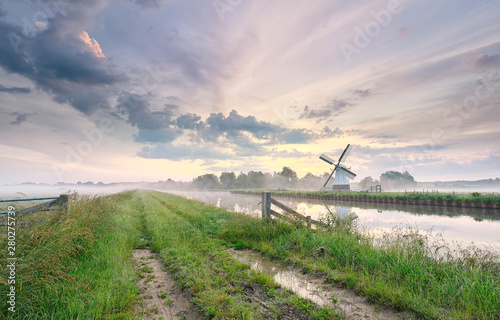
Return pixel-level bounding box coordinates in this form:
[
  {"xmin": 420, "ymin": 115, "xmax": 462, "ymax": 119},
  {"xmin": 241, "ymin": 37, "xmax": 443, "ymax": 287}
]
[
  {"xmin": 0, "ymin": 195, "xmax": 69, "ymax": 216},
  {"xmin": 261, "ymin": 192, "xmax": 324, "ymax": 228}
]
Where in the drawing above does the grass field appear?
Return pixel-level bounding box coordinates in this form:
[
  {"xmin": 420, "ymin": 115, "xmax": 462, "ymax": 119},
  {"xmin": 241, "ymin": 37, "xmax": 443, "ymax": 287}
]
[{"xmin": 1, "ymin": 190, "xmax": 499, "ymax": 319}]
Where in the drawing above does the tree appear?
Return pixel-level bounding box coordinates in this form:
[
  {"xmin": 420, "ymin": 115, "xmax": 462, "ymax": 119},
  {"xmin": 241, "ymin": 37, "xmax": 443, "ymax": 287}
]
[
  {"xmin": 278, "ymin": 167, "xmax": 298, "ymax": 187},
  {"xmin": 233, "ymin": 172, "xmax": 250, "ymax": 189},
  {"xmin": 379, "ymin": 171, "xmax": 416, "ymax": 190},
  {"xmin": 358, "ymin": 176, "xmax": 378, "ymax": 190},
  {"xmin": 247, "ymin": 171, "xmax": 267, "ymax": 189},
  {"xmin": 299, "ymin": 172, "xmax": 325, "ymax": 189},
  {"xmin": 192, "ymin": 174, "xmax": 220, "ymax": 189},
  {"xmin": 219, "ymin": 172, "xmax": 236, "ymax": 189}
]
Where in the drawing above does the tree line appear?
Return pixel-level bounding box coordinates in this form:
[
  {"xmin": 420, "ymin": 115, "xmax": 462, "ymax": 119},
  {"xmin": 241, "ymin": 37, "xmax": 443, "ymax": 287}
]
[{"xmin": 162, "ymin": 167, "xmax": 418, "ymax": 191}]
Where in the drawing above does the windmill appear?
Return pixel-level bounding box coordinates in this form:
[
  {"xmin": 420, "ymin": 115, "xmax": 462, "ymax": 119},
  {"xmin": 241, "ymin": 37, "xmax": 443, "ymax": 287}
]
[{"xmin": 319, "ymin": 144, "xmax": 356, "ymax": 191}]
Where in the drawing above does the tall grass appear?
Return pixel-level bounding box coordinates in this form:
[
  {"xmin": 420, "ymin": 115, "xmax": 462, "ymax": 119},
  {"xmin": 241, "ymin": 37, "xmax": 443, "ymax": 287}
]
[
  {"xmin": 0, "ymin": 192, "xmax": 139, "ymax": 319},
  {"xmin": 219, "ymin": 206, "xmax": 500, "ymax": 319}
]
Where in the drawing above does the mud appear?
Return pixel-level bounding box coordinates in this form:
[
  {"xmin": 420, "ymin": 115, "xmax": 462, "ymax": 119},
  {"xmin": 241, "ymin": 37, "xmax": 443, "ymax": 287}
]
[
  {"xmin": 133, "ymin": 248, "xmax": 204, "ymax": 320},
  {"xmin": 229, "ymin": 249, "xmax": 412, "ymax": 320}
]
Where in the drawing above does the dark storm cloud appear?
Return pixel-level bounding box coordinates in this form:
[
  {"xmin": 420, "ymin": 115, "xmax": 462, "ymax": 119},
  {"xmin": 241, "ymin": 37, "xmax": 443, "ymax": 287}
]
[
  {"xmin": 116, "ymin": 93, "xmax": 181, "ymax": 143},
  {"xmin": 0, "ymin": 84, "xmax": 31, "ymax": 94},
  {"xmin": 133, "ymin": 109, "xmax": 334, "ymax": 160},
  {"xmin": 0, "ymin": 1, "xmax": 125, "ymax": 114},
  {"xmin": 203, "ymin": 109, "xmax": 281, "ymax": 141}
]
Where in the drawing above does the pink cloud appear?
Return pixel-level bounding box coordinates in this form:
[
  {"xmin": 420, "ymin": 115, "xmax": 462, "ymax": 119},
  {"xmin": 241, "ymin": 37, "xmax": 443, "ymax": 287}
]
[{"xmin": 79, "ymin": 31, "xmax": 105, "ymax": 58}]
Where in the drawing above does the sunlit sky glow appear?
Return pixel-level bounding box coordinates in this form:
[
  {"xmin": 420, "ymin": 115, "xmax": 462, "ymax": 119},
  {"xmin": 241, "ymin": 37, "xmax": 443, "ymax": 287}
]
[{"xmin": 1, "ymin": 0, "xmax": 499, "ymax": 184}]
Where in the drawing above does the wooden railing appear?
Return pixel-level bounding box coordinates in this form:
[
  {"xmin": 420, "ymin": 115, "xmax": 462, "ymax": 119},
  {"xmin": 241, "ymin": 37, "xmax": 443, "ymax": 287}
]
[
  {"xmin": 0, "ymin": 195, "xmax": 69, "ymax": 215},
  {"xmin": 261, "ymin": 192, "xmax": 324, "ymax": 228}
]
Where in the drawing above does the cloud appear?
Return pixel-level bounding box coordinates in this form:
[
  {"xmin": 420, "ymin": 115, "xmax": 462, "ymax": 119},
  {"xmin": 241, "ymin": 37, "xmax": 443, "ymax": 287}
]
[
  {"xmin": 300, "ymin": 106, "xmax": 332, "ymax": 120},
  {"xmin": 78, "ymin": 31, "xmax": 105, "ymax": 58},
  {"xmin": 300, "ymin": 99, "xmax": 353, "ymax": 121},
  {"xmin": 10, "ymin": 112, "xmax": 35, "ymax": 126},
  {"xmin": 175, "ymin": 113, "xmax": 202, "ymax": 130},
  {"xmin": 278, "ymin": 129, "xmax": 314, "ymax": 144},
  {"xmin": 472, "ymin": 54, "xmax": 500, "ymax": 69},
  {"xmin": 116, "ymin": 93, "xmax": 181, "ymax": 143},
  {"xmin": 0, "ymin": 1, "xmax": 125, "ymax": 114},
  {"xmin": 320, "ymin": 126, "xmax": 344, "ymax": 138},
  {"xmin": 201, "ymin": 109, "xmax": 281, "ymax": 143},
  {"xmin": 132, "ymin": 0, "xmax": 174, "ymax": 9},
  {"xmin": 132, "ymin": 109, "xmax": 335, "ymax": 160},
  {"xmin": 0, "ymin": 84, "xmax": 31, "ymax": 94},
  {"xmin": 352, "ymin": 89, "xmax": 373, "ymax": 98}
]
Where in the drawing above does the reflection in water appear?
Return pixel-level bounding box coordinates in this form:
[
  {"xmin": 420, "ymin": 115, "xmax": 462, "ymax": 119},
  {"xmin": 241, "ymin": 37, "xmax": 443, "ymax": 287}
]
[
  {"xmin": 160, "ymin": 190, "xmax": 500, "ymax": 251},
  {"xmin": 229, "ymin": 249, "xmax": 332, "ymax": 306},
  {"xmin": 229, "ymin": 249, "xmax": 402, "ymax": 319}
]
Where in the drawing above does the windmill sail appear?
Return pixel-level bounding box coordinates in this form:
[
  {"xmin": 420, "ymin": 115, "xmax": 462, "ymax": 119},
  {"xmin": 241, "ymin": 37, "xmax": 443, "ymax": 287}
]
[
  {"xmin": 319, "ymin": 144, "xmax": 356, "ymax": 191},
  {"xmin": 337, "ymin": 166, "xmax": 356, "ymax": 180}
]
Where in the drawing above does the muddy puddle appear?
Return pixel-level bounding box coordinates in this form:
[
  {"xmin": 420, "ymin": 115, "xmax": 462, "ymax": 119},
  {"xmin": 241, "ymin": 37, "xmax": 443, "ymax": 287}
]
[{"xmin": 229, "ymin": 249, "xmax": 410, "ymax": 320}]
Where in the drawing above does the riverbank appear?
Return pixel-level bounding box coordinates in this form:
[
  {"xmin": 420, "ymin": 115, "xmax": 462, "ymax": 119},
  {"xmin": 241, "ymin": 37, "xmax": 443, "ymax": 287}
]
[
  {"xmin": 231, "ymin": 189, "xmax": 500, "ymax": 209},
  {"xmin": 1, "ymin": 190, "xmax": 499, "ymax": 319}
]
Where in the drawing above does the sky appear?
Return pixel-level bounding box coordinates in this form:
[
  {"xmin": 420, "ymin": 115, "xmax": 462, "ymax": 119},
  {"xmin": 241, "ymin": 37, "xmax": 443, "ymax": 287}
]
[{"xmin": 0, "ymin": 0, "xmax": 499, "ymax": 185}]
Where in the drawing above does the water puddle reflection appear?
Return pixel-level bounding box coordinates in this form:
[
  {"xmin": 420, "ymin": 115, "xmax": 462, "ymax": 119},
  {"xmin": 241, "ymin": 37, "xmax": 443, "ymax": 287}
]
[{"xmin": 229, "ymin": 249, "xmax": 402, "ymax": 319}]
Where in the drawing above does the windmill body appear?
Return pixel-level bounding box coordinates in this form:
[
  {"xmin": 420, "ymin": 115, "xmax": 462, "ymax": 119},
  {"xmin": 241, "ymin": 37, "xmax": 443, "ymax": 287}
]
[
  {"xmin": 332, "ymin": 164, "xmax": 351, "ymax": 190},
  {"xmin": 319, "ymin": 144, "xmax": 357, "ymax": 191}
]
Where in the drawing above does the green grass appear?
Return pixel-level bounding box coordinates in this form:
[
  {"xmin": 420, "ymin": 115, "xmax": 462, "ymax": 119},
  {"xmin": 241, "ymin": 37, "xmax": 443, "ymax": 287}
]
[
  {"xmin": 232, "ymin": 189, "xmax": 500, "ymax": 205},
  {"xmin": 136, "ymin": 190, "xmax": 342, "ymax": 319},
  {"xmin": 149, "ymin": 191, "xmax": 500, "ymax": 319},
  {"xmin": 2, "ymin": 190, "xmax": 498, "ymax": 319},
  {"xmin": 0, "ymin": 192, "xmax": 140, "ymax": 319}
]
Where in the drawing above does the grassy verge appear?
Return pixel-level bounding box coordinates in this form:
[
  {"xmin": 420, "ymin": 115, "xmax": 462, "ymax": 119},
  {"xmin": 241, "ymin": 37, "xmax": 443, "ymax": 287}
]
[
  {"xmin": 0, "ymin": 193, "xmax": 139, "ymax": 319},
  {"xmin": 232, "ymin": 189, "xmax": 500, "ymax": 206},
  {"xmin": 149, "ymin": 190, "xmax": 500, "ymax": 319}
]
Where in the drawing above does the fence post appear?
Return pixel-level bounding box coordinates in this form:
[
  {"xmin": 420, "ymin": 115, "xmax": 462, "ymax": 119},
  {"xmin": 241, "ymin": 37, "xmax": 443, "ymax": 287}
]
[
  {"xmin": 307, "ymin": 216, "xmax": 311, "ymax": 228},
  {"xmin": 262, "ymin": 192, "xmax": 271, "ymax": 221},
  {"xmin": 59, "ymin": 194, "xmax": 69, "ymax": 212}
]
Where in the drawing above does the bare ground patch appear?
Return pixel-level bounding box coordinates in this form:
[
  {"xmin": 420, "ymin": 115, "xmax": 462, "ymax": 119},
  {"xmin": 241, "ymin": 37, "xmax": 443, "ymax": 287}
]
[{"xmin": 133, "ymin": 247, "xmax": 204, "ymax": 320}]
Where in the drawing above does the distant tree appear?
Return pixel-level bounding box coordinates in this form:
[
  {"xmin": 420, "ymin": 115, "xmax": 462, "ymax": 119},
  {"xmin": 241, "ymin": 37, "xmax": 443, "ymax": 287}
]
[
  {"xmin": 379, "ymin": 171, "xmax": 416, "ymax": 190},
  {"xmin": 299, "ymin": 172, "xmax": 324, "ymax": 189},
  {"xmin": 278, "ymin": 167, "xmax": 298, "ymax": 187},
  {"xmin": 192, "ymin": 174, "xmax": 220, "ymax": 189},
  {"xmin": 247, "ymin": 171, "xmax": 267, "ymax": 189},
  {"xmin": 233, "ymin": 172, "xmax": 250, "ymax": 189},
  {"xmin": 358, "ymin": 176, "xmax": 379, "ymax": 190},
  {"xmin": 219, "ymin": 172, "xmax": 236, "ymax": 189}
]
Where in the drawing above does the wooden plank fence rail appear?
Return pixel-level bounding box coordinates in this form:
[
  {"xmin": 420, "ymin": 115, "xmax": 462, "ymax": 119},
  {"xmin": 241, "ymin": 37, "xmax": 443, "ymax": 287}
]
[
  {"xmin": 0, "ymin": 194, "xmax": 69, "ymax": 215},
  {"xmin": 262, "ymin": 192, "xmax": 325, "ymax": 228}
]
